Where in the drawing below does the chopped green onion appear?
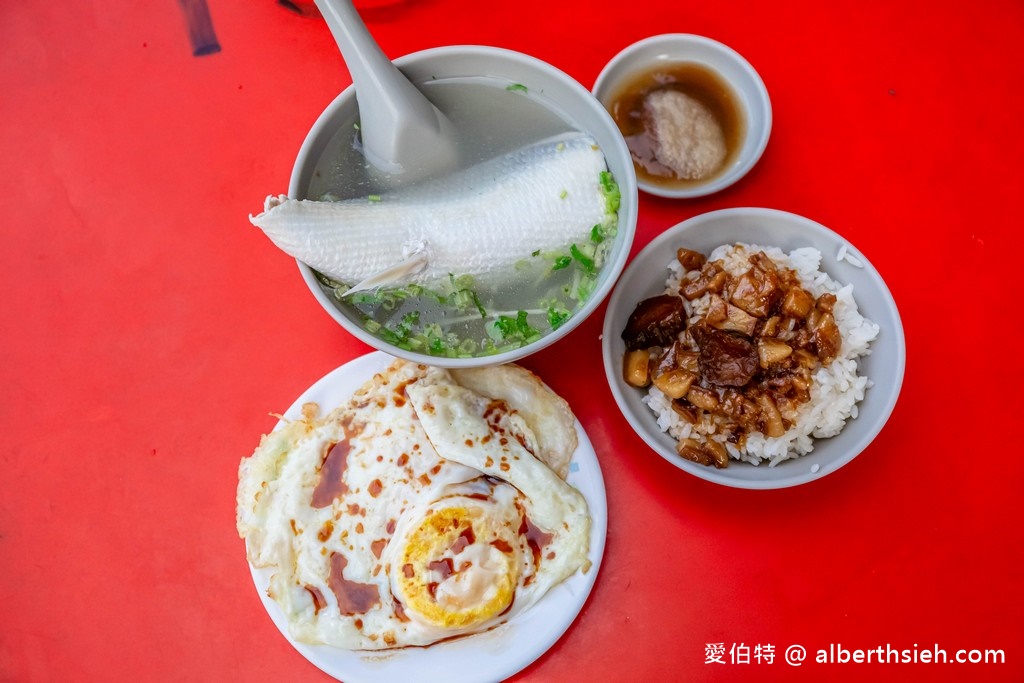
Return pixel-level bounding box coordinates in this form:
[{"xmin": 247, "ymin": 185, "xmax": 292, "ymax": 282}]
[
  {"xmin": 515, "ymin": 310, "xmax": 529, "ymax": 332},
  {"xmin": 547, "ymin": 308, "xmax": 570, "ymax": 330},
  {"xmin": 471, "ymin": 291, "xmax": 486, "ymax": 318},
  {"xmin": 570, "ymin": 243, "xmax": 596, "ymax": 273},
  {"xmin": 567, "ymin": 269, "xmax": 582, "ymax": 300},
  {"xmin": 338, "ymin": 250, "xmax": 598, "ymax": 357},
  {"xmin": 590, "ymin": 224, "xmax": 605, "ymax": 244},
  {"xmin": 599, "ymin": 171, "xmax": 620, "ymax": 214},
  {"xmin": 451, "ymin": 289, "xmax": 473, "ymax": 310},
  {"xmin": 559, "ymin": 189, "xmax": 568, "ymax": 199},
  {"xmin": 491, "ymin": 315, "xmax": 517, "ymax": 339},
  {"xmin": 577, "ymin": 274, "xmax": 597, "ymax": 301},
  {"xmin": 368, "ymin": 194, "xmax": 382, "ymax": 202},
  {"xmin": 399, "ymin": 311, "xmax": 419, "ymax": 330},
  {"xmin": 349, "ymin": 292, "xmax": 379, "ymax": 305},
  {"xmin": 506, "ymin": 83, "xmax": 528, "ymax": 92},
  {"xmin": 378, "ymin": 326, "xmax": 402, "ymax": 344},
  {"xmin": 552, "ymin": 255, "xmax": 572, "ymax": 270},
  {"xmin": 515, "ymin": 310, "xmax": 540, "ymax": 338},
  {"xmin": 452, "ymin": 273, "xmax": 475, "ymax": 290}
]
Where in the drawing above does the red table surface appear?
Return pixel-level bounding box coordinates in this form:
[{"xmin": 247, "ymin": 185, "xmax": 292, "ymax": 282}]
[{"xmin": 2, "ymin": 0, "xmax": 1022, "ymax": 681}]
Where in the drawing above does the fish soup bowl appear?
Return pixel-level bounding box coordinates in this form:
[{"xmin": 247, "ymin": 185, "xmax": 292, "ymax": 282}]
[
  {"xmin": 286, "ymin": 45, "xmax": 638, "ymax": 368},
  {"xmin": 601, "ymin": 208, "xmax": 905, "ymax": 489}
]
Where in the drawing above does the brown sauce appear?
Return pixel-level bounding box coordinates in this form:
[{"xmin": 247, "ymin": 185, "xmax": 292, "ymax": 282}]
[
  {"xmin": 310, "ymin": 417, "xmax": 363, "ymax": 509},
  {"xmin": 449, "ymin": 526, "xmax": 475, "ymax": 554},
  {"xmin": 518, "ymin": 514, "xmax": 553, "ymax": 567},
  {"xmin": 609, "ymin": 62, "xmax": 744, "ymax": 189},
  {"xmin": 490, "ymin": 538, "xmax": 514, "ymax": 554},
  {"xmin": 327, "ymin": 552, "xmax": 380, "ymax": 615},
  {"xmin": 311, "ymin": 439, "xmax": 351, "ymax": 508},
  {"xmin": 427, "ymin": 558, "xmax": 454, "ymax": 579},
  {"xmin": 393, "ymin": 597, "xmax": 410, "ymax": 623},
  {"xmin": 304, "ymin": 585, "xmax": 327, "ymax": 615}
]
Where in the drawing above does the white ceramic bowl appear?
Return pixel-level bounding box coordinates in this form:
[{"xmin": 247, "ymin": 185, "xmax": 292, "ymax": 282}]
[
  {"xmin": 289, "ymin": 46, "xmax": 638, "ymax": 368},
  {"xmin": 592, "ymin": 34, "xmax": 771, "ymax": 199},
  {"xmin": 601, "ymin": 208, "xmax": 905, "ymax": 488}
]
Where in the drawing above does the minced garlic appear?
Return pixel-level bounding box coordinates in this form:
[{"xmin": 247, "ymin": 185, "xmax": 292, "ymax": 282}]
[{"xmin": 643, "ymin": 89, "xmax": 727, "ymax": 180}]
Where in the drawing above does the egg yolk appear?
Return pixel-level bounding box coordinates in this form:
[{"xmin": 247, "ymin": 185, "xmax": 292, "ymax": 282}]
[{"xmin": 393, "ymin": 506, "xmax": 518, "ymax": 629}]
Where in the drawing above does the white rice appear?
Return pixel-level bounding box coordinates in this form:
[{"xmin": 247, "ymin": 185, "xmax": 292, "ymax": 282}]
[
  {"xmin": 836, "ymin": 244, "xmax": 865, "ymax": 268},
  {"xmin": 644, "ymin": 243, "xmax": 880, "ymax": 467}
]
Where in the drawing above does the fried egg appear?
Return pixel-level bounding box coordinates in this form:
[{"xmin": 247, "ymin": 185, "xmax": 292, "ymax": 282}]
[{"xmin": 236, "ymin": 360, "xmax": 590, "ymax": 650}]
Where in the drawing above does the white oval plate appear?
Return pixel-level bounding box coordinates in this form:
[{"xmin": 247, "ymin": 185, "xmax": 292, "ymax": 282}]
[{"xmin": 246, "ymin": 351, "xmax": 608, "ymax": 682}]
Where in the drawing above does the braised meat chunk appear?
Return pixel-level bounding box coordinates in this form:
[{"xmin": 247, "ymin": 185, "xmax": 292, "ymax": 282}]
[
  {"xmin": 676, "ymin": 247, "xmax": 707, "ymax": 271},
  {"xmin": 676, "ymin": 438, "xmax": 729, "ymax": 469},
  {"xmin": 621, "ymin": 294, "xmax": 687, "ymax": 350},
  {"xmin": 705, "ymin": 295, "xmax": 758, "ymax": 336},
  {"xmin": 680, "ymin": 261, "xmax": 727, "ymax": 300},
  {"xmin": 622, "ymin": 349, "xmax": 651, "ymax": 387},
  {"xmin": 757, "ymin": 338, "xmax": 793, "ymax": 368},
  {"xmin": 811, "ymin": 312, "xmax": 841, "ymax": 363},
  {"xmin": 690, "ymin": 323, "xmax": 758, "ymax": 387},
  {"xmin": 620, "ymin": 243, "xmax": 852, "ymax": 469},
  {"xmin": 729, "ymin": 262, "xmax": 781, "ymax": 317}
]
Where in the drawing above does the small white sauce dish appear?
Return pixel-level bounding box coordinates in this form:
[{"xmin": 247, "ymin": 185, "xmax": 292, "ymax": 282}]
[
  {"xmin": 593, "ymin": 34, "xmax": 772, "ymax": 199},
  {"xmin": 601, "ymin": 208, "xmax": 905, "ymax": 489}
]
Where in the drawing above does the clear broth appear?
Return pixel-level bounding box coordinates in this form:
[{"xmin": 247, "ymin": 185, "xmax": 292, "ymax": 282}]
[
  {"xmin": 307, "ymin": 77, "xmax": 617, "ymax": 358},
  {"xmin": 309, "ymin": 77, "xmax": 577, "ymax": 199}
]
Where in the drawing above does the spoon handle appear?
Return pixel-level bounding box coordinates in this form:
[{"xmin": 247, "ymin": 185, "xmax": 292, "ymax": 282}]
[{"xmin": 314, "ymin": 0, "xmax": 456, "ymax": 176}]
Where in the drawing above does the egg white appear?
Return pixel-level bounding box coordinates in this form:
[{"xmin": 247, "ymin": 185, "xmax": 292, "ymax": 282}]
[{"xmin": 236, "ymin": 360, "xmax": 591, "ymax": 650}]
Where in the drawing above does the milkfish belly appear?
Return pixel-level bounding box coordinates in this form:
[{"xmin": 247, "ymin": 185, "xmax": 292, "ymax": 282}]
[{"xmin": 249, "ymin": 133, "xmax": 610, "ymax": 286}]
